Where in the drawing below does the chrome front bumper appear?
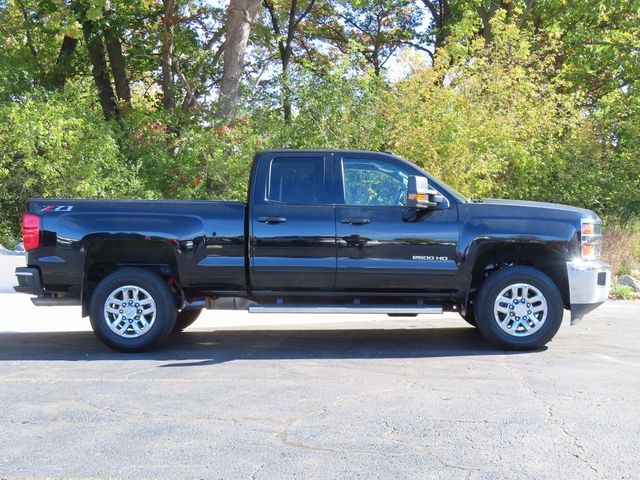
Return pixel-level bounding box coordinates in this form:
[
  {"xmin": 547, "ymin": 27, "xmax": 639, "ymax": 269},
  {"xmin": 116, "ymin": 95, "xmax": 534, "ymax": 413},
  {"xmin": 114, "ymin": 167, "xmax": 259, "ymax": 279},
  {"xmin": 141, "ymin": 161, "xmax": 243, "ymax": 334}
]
[{"xmin": 566, "ymin": 260, "xmax": 610, "ymax": 325}]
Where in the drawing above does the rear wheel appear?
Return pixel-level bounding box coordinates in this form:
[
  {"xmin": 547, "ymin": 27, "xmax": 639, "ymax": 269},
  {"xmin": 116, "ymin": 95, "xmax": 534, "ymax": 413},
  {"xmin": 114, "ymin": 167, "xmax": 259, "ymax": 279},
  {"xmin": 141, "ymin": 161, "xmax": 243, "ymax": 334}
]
[
  {"xmin": 474, "ymin": 266, "xmax": 563, "ymax": 350},
  {"xmin": 89, "ymin": 268, "xmax": 176, "ymax": 352},
  {"xmin": 172, "ymin": 309, "xmax": 202, "ymax": 333}
]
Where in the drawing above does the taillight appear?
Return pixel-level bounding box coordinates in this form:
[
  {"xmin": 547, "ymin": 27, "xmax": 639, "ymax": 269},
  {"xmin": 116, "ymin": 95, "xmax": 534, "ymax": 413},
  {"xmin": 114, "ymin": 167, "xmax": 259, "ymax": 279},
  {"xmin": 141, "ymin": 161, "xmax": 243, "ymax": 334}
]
[{"xmin": 22, "ymin": 213, "xmax": 41, "ymax": 250}]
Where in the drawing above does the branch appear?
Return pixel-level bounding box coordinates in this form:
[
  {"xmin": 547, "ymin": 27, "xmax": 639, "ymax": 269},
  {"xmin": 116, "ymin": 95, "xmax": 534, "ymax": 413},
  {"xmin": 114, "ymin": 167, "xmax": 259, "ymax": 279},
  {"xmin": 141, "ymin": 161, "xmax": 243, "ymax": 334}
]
[{"xmin": 292, "ymin": 0, "xmax": 316, "ymax": 31}]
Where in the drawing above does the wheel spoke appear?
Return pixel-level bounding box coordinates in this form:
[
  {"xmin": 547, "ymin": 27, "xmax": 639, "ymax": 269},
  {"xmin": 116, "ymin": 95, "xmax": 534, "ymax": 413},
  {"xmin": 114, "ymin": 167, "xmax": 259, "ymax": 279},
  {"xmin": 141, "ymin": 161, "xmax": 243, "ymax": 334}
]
[
  {"xmin": 497, "ymin": 295, "xmax": 512, "ymax": 305},
  {"xmin": 131, "ymin": 321, "xmax": 142, "ymax": 335}
]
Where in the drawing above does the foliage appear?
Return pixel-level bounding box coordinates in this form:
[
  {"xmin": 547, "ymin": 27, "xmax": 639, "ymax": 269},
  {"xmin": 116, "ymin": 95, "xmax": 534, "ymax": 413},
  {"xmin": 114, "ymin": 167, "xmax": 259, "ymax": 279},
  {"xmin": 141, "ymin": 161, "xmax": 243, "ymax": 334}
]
[
  {"xmin": 609, "ymin": 283, "xmax": 635, "ymax": 301},
  {"xmin": 0, "ymin": 84, "xmax": 135, "ymax": 239},
  {"xmin": 602, "ymin": 221, "xmax": 640, "ymax": 279}
]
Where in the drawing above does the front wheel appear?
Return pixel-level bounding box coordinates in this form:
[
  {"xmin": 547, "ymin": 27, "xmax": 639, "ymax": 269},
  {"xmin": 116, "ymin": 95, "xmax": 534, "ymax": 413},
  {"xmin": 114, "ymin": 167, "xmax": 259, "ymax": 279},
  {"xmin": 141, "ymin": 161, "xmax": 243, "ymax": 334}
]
[
  {"xmin": 89, "ymin": 268, "xmax": 177, "ymax": 352},
  {"xmin": 474, "ymin": 266, "xmax": 563, "ymax": 350}
]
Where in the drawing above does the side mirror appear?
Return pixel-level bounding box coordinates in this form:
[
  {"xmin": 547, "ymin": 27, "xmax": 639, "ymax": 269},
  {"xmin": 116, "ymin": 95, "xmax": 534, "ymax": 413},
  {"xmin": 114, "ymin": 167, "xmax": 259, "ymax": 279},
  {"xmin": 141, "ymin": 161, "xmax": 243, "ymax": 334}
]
[{"xmin": 407, "ymin": 176, "xmax": 443, "ymax": 209}]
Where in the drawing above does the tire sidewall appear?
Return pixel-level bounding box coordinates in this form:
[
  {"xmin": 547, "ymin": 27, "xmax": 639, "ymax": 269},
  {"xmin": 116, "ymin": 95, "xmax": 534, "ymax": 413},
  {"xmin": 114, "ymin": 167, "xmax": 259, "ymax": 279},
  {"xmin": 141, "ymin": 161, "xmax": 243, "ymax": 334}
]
[
  {"xmin": 474, "ymin": 266, "xmax": 563, "ymax": 350},
  {"xmin": 89, "ymin": 268, "xmax": 177, "ymax": 352}
]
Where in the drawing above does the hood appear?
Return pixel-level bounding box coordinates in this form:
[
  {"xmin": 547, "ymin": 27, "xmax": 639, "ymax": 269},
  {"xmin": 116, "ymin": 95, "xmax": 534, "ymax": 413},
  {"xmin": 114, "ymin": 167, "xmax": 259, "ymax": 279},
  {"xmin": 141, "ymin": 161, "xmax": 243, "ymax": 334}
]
[
  {"xmin": 460, "ymin": 198, "xmax": 600, "ymax": 228},
  {"xmin": 478, "ymin": 199, "xmax": 597, "ymax": 218}
]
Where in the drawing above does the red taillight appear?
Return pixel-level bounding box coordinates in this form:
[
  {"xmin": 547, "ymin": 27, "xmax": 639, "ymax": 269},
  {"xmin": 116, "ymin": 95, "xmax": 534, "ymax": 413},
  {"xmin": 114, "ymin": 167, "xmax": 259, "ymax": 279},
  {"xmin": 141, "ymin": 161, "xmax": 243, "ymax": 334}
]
[{"xmin": 22, "ymin": 213, "xmax": 41, "ymax": 250}]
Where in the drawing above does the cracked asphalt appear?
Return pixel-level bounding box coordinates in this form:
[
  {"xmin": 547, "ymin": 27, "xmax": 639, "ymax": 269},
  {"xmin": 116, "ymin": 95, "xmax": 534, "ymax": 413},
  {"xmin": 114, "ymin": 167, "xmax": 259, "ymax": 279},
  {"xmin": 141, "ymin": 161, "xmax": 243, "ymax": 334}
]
[{"xmin": 0, "ymin": 295, "xmax": 638, "ymax": 479}]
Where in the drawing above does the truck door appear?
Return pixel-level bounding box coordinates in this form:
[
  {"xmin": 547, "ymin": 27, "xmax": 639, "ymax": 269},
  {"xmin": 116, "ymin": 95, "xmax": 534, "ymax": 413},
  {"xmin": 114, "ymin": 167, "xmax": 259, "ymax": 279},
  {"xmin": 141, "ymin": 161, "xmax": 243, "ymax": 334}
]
[
  {"xmin": 250, "ymin": 152, "xmax": 336, "ymax": 290},
  {"xmin": 334, "ymin": 153, "xmax": 459, "ymax": 291}
]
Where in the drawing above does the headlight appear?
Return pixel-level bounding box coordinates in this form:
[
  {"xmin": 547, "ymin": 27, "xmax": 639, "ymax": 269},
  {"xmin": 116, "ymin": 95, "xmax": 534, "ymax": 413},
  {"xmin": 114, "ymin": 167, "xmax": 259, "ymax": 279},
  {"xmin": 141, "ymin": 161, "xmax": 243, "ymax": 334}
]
[{"xmin": 580, "ymin": 218, "xmax": 602, "ymax": 259}]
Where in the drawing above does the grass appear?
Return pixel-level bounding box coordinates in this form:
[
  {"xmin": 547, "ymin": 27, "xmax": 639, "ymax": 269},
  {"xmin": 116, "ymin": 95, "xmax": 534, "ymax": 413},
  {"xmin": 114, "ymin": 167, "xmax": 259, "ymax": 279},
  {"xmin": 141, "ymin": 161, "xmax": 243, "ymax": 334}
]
[{"xmin": 609, "ymin": 283, "xmax": 636, "ymax": 300}]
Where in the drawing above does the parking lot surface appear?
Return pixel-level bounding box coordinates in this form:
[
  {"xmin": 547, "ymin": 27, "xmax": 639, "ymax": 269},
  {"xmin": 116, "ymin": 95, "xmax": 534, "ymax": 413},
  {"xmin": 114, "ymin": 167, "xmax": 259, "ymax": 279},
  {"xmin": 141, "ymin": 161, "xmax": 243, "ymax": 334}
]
[{"xmin": 0, "ymin": 294, "xmax": 638, "ymax": 479}]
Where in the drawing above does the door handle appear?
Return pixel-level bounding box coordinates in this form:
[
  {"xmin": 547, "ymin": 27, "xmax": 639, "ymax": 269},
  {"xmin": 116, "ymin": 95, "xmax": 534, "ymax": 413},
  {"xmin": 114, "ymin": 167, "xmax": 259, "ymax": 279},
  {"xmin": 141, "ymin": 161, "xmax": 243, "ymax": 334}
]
[
  {"xmin": 257, "ymin": 216, "xmax": 287, "ymax": 224},
  {"xmin": 341, "ymin": 218, "xmax": 370, "ymax": 225}
]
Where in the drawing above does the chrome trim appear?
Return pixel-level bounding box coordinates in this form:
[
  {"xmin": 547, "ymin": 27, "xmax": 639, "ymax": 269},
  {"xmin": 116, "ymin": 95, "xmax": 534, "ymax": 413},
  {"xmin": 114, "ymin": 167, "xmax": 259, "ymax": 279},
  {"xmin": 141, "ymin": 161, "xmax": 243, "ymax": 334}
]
[
  {"xmin": 31, "ymin": 297, "xmax": 81, "ymax": 306},
  {"xmin": 249, "ymin": 305, "xmax": 443, "ymax": 314},
  {"xmin": 15, "ymin": 272, "xmax": 33, "ymax": 276},
  {"xmin": 566, "ymin": 260, "xmax": 610, "ymax": 324}
]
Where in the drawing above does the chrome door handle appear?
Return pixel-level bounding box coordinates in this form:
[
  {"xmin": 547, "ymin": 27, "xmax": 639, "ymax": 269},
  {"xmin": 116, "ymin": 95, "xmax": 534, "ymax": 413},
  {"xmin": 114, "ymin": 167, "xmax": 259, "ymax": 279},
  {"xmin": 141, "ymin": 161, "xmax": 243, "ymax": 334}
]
[
  {"xmin": 341, "ymin": 218, "xmax": 370, "ymax": 225},
  {"xmin": 257, "ymin": 216, "xmax": 287, "ymax": 224}
]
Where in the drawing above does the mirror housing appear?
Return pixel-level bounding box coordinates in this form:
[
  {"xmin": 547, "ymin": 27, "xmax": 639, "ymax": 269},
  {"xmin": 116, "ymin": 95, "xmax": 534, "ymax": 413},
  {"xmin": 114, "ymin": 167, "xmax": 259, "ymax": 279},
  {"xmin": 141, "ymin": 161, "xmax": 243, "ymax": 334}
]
[{"xmin": 407, "ymin": 176, "xmax": 443, "ymax": 209}]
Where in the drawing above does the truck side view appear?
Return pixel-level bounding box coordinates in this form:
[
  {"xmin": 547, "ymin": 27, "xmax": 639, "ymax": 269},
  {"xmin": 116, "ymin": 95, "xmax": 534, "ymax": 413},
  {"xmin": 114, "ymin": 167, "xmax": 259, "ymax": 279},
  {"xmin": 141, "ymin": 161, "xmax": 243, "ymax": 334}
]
[{"xmin": 14, "ymin": 150, "xmax": 610, "ymax": 352}]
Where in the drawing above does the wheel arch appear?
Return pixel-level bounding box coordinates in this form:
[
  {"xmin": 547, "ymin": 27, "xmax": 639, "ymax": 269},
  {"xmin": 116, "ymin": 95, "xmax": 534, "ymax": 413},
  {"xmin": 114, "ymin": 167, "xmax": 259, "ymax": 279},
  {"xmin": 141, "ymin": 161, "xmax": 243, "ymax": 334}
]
[
  {"xmin": 81, "ymin": 237, "xmax": 180, "ymax": 316},
  {"xmin": 462, "ymin": 242, "xmax": 569, "ymax": 316}
]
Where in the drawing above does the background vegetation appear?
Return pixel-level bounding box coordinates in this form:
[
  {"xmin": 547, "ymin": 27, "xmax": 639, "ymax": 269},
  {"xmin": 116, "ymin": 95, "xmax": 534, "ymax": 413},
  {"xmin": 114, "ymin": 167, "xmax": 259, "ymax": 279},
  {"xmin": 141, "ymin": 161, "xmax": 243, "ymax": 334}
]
[{"xmin": 0, "ymin": 0, "xmax": 638, "ymax": 280}]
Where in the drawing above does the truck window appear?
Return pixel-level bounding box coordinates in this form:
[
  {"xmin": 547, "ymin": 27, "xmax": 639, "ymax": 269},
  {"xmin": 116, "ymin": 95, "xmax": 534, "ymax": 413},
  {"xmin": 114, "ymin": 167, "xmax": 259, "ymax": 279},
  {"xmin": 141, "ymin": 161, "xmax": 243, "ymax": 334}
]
[
  {"xmin": 267, "ymin": 156, "xmax": 328, "ymax": 205},
  {"xmin": 342, "ymin": 158, "xmax": 409, "ymax": 206}
]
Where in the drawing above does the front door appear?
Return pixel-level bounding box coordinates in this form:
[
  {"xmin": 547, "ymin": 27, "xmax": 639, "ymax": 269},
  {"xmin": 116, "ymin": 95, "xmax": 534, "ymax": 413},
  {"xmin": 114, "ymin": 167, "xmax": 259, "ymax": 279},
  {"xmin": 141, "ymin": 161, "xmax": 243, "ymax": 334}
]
[
  {"xmin": 250, "ymin": 152, "xmax": 336, "ymax": 291},
  {"xmin": 334, "ymin": 153, "xmax": 459, "ymax": 292}
]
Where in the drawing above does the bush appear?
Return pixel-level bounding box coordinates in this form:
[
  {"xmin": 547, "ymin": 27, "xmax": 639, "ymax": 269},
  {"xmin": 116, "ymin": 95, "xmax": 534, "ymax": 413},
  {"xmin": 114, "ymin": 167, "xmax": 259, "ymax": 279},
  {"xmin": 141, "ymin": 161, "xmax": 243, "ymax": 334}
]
[
  {"xmin": 609, "ymin": 283, "xmax": 636, "ymax": 300},
  {"xmin": 0, "ymin": 87, "xmax": 134, "ymax": 240},
  {"xmin": 602, "ymin": 222, "xmax": 640, "ymax": 279}
]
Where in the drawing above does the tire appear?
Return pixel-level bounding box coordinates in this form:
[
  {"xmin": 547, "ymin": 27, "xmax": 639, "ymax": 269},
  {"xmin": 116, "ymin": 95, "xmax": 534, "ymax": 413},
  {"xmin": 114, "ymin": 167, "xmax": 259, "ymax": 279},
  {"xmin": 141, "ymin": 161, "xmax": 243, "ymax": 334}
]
[
  {"xmin": 474, "ymin": 266, "xmax": 563, "ymax": 350},
  {"xmin": 89, "ymin": 268, "xmax": 177, "ymax": 352},
  {"xmin": 172, "ymin": 309, "xmax": 202, "ymax": 333}
]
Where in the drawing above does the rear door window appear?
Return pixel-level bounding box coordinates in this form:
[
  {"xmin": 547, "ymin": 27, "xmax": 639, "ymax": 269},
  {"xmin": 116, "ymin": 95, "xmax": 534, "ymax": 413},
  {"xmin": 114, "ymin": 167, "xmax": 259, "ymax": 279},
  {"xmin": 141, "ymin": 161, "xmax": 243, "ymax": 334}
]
[{"xmin": 267, "ymin": 156, "xmax": 330, "ymax": 205}]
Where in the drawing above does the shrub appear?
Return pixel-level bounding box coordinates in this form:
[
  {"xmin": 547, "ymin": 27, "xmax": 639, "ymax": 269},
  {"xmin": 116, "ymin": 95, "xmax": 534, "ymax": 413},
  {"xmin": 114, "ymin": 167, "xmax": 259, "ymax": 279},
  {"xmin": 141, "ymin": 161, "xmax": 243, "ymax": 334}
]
[
  {"xmin": 0, "ymin": 88, "xmax": 132, "ymax": 240},
  {"xmin": 609, "ymin": 283, "xmax": 635, "ymax": 300}
]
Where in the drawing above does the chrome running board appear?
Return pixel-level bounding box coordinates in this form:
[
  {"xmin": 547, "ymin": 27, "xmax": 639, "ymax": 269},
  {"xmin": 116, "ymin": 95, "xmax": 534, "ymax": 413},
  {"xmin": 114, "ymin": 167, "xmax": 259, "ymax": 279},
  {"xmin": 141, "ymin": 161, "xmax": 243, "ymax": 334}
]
[{"xmin": 248, "ymin": 305, "xmax": 442, "ymax": 314}]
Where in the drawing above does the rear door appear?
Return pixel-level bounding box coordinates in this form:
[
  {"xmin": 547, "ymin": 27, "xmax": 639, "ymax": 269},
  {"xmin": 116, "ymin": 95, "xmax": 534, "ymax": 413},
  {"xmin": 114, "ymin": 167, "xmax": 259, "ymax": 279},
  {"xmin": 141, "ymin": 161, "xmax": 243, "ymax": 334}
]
[
  {"xmin": 249, "ymin": 152, "xmax": 336, "ymax": 290},
  {"xmin": 334, "ymin": 153, "xmax": 460, "ymax": 291}
]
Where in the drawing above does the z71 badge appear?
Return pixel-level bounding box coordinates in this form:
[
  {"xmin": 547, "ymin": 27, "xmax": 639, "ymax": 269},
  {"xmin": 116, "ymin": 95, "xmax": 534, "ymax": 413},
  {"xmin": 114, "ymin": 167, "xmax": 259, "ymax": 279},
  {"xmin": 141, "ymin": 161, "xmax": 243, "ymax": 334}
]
[{"xmin": 41, "ymin": 205, "xmax": 74, "ymax": 212}]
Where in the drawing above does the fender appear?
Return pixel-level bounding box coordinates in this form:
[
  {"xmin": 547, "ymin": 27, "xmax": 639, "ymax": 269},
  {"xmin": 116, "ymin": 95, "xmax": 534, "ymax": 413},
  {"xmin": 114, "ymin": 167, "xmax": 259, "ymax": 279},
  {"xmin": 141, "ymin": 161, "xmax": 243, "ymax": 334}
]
[{"xmin": 456, "ymin": 206, "xmax": 582, "ymax": 308}]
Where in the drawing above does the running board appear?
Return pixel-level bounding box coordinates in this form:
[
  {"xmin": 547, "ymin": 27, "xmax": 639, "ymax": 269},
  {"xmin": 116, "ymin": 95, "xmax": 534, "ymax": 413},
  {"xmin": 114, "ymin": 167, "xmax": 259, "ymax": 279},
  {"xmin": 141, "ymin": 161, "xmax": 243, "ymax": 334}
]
[{"xmin": 248, "ymin": 305, "xmax": 442, "ymax": 314}]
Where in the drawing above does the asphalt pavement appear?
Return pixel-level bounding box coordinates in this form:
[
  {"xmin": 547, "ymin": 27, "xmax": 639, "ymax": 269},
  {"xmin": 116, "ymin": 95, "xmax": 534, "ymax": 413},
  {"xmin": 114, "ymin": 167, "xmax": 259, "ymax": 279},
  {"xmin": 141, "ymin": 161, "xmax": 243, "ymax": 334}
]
[{"xmin": 0, "ymin": 289, "xmax": 638, "ymax": 479}]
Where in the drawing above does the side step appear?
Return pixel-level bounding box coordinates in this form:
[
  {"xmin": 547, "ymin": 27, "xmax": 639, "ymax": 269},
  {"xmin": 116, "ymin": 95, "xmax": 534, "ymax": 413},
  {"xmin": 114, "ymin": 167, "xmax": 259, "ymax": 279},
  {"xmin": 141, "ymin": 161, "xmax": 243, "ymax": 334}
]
[{"xmin": 248, "ymin": 305, "xmax": 442, "ymax": 314}]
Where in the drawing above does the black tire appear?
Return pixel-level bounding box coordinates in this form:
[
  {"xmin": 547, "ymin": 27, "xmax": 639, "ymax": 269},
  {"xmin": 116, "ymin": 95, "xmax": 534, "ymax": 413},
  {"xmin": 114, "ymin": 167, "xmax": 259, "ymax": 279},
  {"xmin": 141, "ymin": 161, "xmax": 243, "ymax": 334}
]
[
  {"xmin": 474, "ymin": 266, "xmax": 563, "ymax": 350},
  {"xmin": 89, "ymin": 268, "xmax": 177, "ymax": 352},
  {"xmin": 172, "ymin": 309, "xmax": 202, "ymax": 333}
]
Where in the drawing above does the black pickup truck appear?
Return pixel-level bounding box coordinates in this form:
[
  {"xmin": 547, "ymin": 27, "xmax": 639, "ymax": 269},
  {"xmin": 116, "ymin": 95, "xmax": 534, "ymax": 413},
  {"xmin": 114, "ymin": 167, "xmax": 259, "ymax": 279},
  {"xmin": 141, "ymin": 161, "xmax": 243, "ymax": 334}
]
[{"xmin": 14, "ymin": 150, "xmax": 610, "ymax": 352}]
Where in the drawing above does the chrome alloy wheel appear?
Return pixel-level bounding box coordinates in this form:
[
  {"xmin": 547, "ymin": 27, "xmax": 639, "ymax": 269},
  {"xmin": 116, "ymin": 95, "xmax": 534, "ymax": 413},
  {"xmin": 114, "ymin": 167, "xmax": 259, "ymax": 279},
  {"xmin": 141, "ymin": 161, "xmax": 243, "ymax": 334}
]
[
  {"xmin": 493, "ymin": 283, "xmax": 548, "ymax": 337},
  {"xmin": 103, "ymin": 285, "xmax": 157, "ymax": 338}
]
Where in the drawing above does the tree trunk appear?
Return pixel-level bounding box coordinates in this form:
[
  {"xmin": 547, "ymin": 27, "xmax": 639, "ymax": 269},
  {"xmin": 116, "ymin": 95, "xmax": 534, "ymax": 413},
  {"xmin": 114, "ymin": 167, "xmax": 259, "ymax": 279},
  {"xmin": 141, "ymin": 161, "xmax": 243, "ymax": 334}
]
[
  {"xmin": 49, "ymin": 35, "xmax": 78, "ymax": 88},
  {"xmin": 281, "ymin": 52, "xmax": 292, "ymax": 122},
  {"xmin": 161, "ymin": 0, "xmax": 176, "ymax": 112},
  {"xmin": 218, "ymin": 0, "xmax": 262, "ymax": 118},
  {"xmin": 104, "ymin": 2, "xmax": 131, "ymax": 107},
  {"xmin": 82, "ymin": 20, "xmax": 119, "ymax": 120}
]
